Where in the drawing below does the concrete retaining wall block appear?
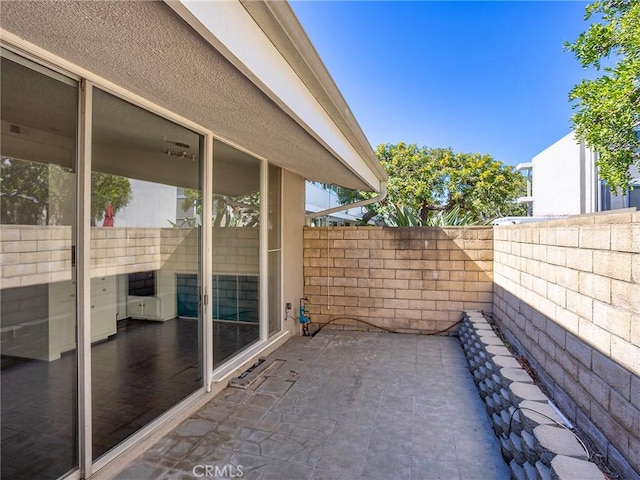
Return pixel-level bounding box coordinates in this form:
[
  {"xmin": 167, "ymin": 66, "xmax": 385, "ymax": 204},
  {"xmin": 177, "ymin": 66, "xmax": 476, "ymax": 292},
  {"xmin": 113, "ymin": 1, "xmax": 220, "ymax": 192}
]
[{"xmin": 460, "ymin": 310, "xmax": 605, "ymax": 480}]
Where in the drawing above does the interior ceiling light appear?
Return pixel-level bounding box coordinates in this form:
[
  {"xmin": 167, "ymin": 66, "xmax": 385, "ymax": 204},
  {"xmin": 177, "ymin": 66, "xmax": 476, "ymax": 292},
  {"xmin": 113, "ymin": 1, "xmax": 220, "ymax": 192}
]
[{"xmin": 163, "ymin": 139, "xmax": 197, "ymax": 160}]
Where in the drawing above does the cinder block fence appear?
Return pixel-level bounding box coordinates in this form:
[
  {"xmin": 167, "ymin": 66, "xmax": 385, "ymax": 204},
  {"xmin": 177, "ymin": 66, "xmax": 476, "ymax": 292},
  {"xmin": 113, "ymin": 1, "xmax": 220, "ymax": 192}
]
[
  {"xmin": 303, "ymin": 226, "xmax": 493, "ymax": 333},
  {"xmin": 302, "ymin": 213, "xmax": 639, "ymax": 480},
  {"xmin": 493, "ymin": 211, "xmax": 640, "ymax": 480}
]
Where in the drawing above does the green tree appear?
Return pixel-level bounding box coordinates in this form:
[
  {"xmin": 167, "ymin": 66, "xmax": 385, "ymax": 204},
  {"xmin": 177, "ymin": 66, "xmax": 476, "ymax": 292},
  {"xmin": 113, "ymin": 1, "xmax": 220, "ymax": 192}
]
[
  {"xmin": 1, "ymin": 157, "xmax": 51, "ymax": 224},
  {"xmin": 181, "ymin": 189, "xmax": 260, "ymax": 227},
  {"xmin": 1, "ymin": 157, "xmax": 132, "ymax": 225},
  {"xmin": 338, "ymin": 143, "xmax": 526, "ymax": 225},
  {"xmin": 90, "ymin": 172, "xmax": 132, "ymax": 225},
  {"xmin": 565, "ymin": 0, "xmax": 640, "ymax": 191}
]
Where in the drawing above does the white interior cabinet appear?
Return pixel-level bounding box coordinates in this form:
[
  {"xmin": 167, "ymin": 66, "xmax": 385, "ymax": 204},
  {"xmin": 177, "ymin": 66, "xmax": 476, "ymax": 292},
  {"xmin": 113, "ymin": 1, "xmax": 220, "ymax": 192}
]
[
  {"xmin": 127, "ymin": 295, "xmax": 160, "ymax": 320},
  {"xmin": 126, "ymin": 292, "xmax": 174, "ymax": 321},
  {"xmin": 90, "ymin": 276, "xmax": 117, "ymax": 342},
  {"xmin": 47, "ymin": 275, "xmax": 117, "ymax": 360}
]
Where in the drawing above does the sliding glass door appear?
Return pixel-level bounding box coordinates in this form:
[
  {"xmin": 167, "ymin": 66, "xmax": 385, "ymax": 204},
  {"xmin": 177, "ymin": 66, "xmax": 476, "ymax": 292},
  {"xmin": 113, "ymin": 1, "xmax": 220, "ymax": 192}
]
[
  {"xmin": 268, "ymin": 165, "xmax": 282, "ymax": 336},
  {"xmin": 0, "ymin": 47, "xmax": 284, "ymax": 479}
]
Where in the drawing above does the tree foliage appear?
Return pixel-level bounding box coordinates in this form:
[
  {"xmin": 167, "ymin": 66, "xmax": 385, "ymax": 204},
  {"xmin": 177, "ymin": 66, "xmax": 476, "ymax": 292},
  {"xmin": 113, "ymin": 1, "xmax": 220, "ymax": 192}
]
[
  {"xmin": 91, "ymin": 172, "xmax": 132, "ymax": 225},
  {"xmin": 565, "ymin": 0, "xmax": 640, "ymax": 191},
  {"xmin": 1, "ymin": 157, "xmax": 54, "ymax": 224},
  {"xmin": 181, "ymin": 189, "xmax": 260, "ymax": 227},
  {"xmin": 1, "ymin": 157, "xmax": 132, "ymax": 225},
  {"xmin": 386, "ymin": 203, "xmax": 479, "ymax": 227},
  {"xmin": 338, "ymin": 143, "xmax": 526, "ymax": 225}
]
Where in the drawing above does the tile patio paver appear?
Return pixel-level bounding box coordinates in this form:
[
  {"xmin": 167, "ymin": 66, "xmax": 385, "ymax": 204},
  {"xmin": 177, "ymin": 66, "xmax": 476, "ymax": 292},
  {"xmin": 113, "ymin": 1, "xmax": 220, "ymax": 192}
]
[{"xmin": 115, "ymin": 330, "xmax": 509, "ymax": 480}]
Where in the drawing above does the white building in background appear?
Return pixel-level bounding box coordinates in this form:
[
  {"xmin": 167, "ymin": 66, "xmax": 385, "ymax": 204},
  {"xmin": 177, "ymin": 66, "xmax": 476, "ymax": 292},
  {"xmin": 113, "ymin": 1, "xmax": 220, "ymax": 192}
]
[
  {"xmin": 516, "ymin": 161, "xmax": 533, "ymax": 216},
  {"xmin": 115, "ymin": 179, "xmax": 179, "ymax": 228},
  {"xmin": 114, "ymin": 180, "xmax": 366, "ymax": 228},
  {"xmin": 528, "ymin": 132, "xmax": 640, "ymax": 217},
  {"xmin": 305, "ymin": 181, "xmax": 368, "ymax": 226}
]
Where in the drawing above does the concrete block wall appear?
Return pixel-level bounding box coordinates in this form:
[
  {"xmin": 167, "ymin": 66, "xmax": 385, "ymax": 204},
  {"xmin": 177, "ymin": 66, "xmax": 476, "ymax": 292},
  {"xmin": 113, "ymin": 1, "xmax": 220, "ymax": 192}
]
[
  {"xmin": 493, "ymin": 211, "xmax": 640, "ymax": 480},
  {"xmin": 303, "ymin": 226, "xmax": 493, "ymax": 333},
  {"xmin": 0, "ymin": 225, "xmax": 260, "ymax": 289},
  {"xmin": 1, "ymin": 225, "xmax": 72, "ymax": 288},
  {"xmin": 1, "ymin": 225, "xmax": 171, "ymax": 287},
  {"xmin": 211, "ymin": 227, "xmax": 259, "ymax": 274},
  {"xmin": 91, "ymin": 227, "xmax": 166, "ymax": 278},
  {"xmin": 1, "ymin": 225, "xmax": 260, "ymax": 357}
]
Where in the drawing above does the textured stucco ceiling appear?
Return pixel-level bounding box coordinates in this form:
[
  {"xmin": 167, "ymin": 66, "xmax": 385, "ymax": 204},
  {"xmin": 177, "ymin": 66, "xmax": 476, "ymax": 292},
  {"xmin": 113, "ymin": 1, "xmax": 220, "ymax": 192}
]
[{"xmin": 0, "ymin": 0, "xmax": 376, "ymax": 191}]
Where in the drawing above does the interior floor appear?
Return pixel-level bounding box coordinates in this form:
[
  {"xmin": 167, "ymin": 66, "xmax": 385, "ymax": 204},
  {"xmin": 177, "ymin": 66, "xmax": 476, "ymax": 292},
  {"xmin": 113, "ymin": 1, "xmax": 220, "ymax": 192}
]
[{"xmin": 0, "ymin": 318, "xmax": 259, "ymax": 480}]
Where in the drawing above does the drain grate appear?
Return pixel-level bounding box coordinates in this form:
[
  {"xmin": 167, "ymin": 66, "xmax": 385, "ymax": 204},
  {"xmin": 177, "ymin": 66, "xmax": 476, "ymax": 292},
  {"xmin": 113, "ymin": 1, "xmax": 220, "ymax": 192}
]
[{"xmin": 229, "ymin": 358, "xmax": 285, "ymax": 389}]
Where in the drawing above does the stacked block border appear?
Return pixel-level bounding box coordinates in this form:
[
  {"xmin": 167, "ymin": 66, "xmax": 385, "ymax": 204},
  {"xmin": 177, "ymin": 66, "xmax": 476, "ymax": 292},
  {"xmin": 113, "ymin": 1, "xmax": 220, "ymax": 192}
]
[{"xmin": 460, "ymin": 310, "xmax": 605, "ymax": 480}]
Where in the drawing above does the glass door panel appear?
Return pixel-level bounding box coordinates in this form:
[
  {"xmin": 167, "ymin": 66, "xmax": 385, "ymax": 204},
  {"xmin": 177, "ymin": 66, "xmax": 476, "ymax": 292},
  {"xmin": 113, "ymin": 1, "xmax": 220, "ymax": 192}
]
[
  {"xmin": 90, "ymin": 88, "xmax": 203, "ymax": 460},
  {"xmin": 268, "ymin": 165, "xmax": 282, "ymax": 336},
  {"xmin": 0, "ymin": 51, "xmax": 78, "ymax": 480},
  {"xmin": 212, "ymin": 140, "xmax": 261, "ymax": 368}
]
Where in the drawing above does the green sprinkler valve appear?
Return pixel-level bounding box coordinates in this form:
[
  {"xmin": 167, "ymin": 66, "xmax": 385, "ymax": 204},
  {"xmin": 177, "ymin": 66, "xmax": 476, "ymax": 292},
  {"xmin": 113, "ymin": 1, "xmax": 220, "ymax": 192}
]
[{"xmin": 299, "ymin": 297, "xmax": 310, "ymax": 336}]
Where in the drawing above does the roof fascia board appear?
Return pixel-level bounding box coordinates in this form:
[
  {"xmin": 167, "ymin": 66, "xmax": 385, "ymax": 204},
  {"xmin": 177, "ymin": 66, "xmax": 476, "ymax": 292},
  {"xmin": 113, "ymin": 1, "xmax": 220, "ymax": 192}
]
[
  {"xmin": 168, "ymin": 0, "xmax": 382, "ymax": 191},
  {"xmin": 240, "ymin": 1, "xmax": 387, "ymax": 182}
]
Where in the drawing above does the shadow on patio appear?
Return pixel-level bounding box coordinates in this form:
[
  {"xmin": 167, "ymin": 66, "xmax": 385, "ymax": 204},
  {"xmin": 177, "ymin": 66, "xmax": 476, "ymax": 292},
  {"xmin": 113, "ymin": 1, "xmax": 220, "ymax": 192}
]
[{"xmin": 115, "ymin": 330, "xmax": 508, "ymax": 480}]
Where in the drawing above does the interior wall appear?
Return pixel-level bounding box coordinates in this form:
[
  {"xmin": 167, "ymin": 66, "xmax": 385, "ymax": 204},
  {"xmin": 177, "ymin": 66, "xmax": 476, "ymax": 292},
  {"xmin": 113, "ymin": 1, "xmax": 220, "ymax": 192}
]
[{"xmin": 281, "ymin": 170, "xmax": 305, "ymax": 336}]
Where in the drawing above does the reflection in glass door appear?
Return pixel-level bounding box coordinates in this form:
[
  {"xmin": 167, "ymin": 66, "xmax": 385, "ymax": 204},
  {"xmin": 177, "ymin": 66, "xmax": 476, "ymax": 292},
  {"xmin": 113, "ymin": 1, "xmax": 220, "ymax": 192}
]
[
  {"xmin": 211, "ymin": 140, "xmax": 261, "ymax": 368},
  {"xmin": 268, "ymin": 165, "xmax": 282, "ymax": 336},
  {"xmin": 90, "ymin": 89, "xmax": 203, "ymax": 460},
  {"xmin": 0, "ymin": 51, "xmax": 79, "ymax": 480}
]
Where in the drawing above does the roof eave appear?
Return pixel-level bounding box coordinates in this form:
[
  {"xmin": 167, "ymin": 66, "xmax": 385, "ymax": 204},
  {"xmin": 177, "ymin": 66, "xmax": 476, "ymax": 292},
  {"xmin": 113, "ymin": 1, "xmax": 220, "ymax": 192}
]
[
  {"xmin": 240, "ymin": 0, "xmax": 387, "ymax": 184},
  {"xmin": 168, "ymin": 0, "xmax": 386, "ymax": 191}
]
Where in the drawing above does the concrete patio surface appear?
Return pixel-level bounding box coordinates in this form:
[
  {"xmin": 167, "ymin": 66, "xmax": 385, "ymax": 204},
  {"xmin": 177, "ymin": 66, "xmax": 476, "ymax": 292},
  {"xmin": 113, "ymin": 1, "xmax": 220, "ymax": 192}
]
[{"xmin": 115, "ymin": 330, "xmax": 509, "ymax": 480}]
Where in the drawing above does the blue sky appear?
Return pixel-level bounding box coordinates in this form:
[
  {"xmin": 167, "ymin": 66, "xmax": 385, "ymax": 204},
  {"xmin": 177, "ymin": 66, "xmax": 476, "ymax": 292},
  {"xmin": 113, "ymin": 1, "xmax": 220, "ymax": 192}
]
[{"xmin": 290, "ymin": 1, "xmax": 596, "ymax": 167}]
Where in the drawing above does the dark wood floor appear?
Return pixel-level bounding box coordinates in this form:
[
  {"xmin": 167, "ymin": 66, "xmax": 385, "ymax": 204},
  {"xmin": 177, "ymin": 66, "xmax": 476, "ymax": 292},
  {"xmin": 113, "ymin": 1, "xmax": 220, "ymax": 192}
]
[{"xmin": 1, "ymin": 318, "xmax": 259, "ymax": 480}]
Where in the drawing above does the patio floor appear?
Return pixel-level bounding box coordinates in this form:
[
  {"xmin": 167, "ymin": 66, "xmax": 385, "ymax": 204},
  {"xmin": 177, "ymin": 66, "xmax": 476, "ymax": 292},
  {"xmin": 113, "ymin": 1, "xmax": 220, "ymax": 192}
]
[{"xmin": 115, "ymin": 330, "xmax": 509, "ymax": 480}]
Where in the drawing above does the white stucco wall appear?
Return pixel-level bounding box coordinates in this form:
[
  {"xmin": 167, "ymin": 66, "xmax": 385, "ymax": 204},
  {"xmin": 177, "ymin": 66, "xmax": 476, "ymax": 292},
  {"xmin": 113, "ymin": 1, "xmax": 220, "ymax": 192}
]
[
  {"xmin": 532, "ymin": 133, "xmax": 585, "ymax": 216},
  {"xmin": 283, "ymin": 171, "xmax": 305, "ymax": 336},
  {"xmin": 305, "ymin": 182, "xmax": 364, "ymax": 222},
  {"xmin": 532, "ymin": 133, "xmax": 640, "ymax": 216}
]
